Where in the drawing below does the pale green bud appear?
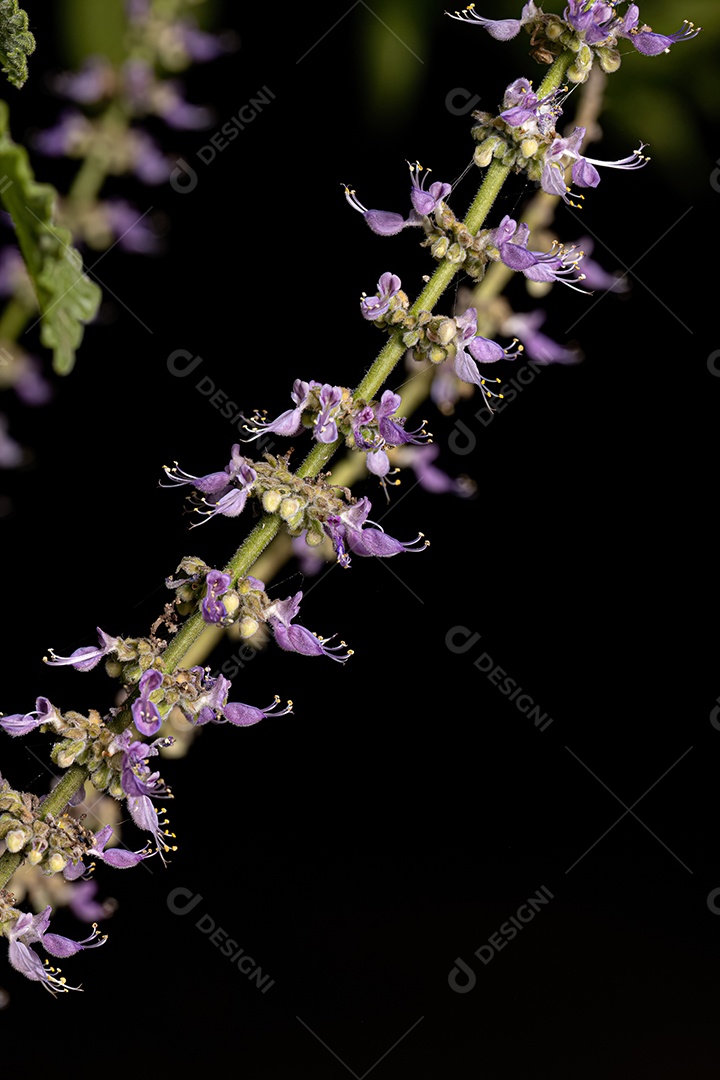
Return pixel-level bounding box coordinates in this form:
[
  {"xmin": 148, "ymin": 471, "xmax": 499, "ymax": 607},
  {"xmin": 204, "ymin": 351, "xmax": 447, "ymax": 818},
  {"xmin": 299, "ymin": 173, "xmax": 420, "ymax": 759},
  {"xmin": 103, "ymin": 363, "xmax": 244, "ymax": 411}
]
[
  {"xmin": 279, "ymin": 497, "xmax": 302, "ymax": 521},
  {"xmin": 238, "ymin": 617, "xmax": 259, "ymax": 639},
  {"xmin": 6, "ymin": 828, "xmax": 28, "ymax": 853},
  {"xmin": 262, "ymin": 490, "xmax": 283, "ymax": 513},
  {"xmin": 596, "ymin": 46, "xmax": 621, "ymax": 73}
]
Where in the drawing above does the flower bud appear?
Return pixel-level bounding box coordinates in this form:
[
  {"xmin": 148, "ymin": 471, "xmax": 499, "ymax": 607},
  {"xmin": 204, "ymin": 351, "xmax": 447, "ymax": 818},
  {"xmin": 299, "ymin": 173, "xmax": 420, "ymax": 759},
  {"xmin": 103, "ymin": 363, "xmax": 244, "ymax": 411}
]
[
  {"xmin": 445, "ymin": 243, "xmax": 465, "ymax": 264},
  {"xmin": 27, "ymin": 847, "xmax": 45, "ymax": 865},
  {"xmin": 6, "ymin": 828, "xmax": 29, "ymax": 853},
  {"xmin": 596, "ymin": 46, "xmax": 620, "ymax": 73},
  {"xmin": 47, "ymin": 852, "xmax": 67, "ymax": 874},
  {"xmin": 53, "ymin": 738, "xmax": 87, "ymax": 769},
  {"xmin": 432, "ymin": 318, "xmax": 457, "ymax": 346},
  {"xmin": 238, "ymin": 616, "xmax": 259, "ymax": 638},
  {"xmin": 567, "ymin": 63, "xmax": 590, "ymax": 83},
  {"xmin": 305, "ymin": 520, "xmax": 326, "ymax": 547},
  {"xmin": 431, "ymin": 236, "xmax": 448, "ymax": 259},
  {"xmin": 224, "ymin": 593, "xmax": 240, "ymax": 615},
  {"xmin": 262, "ymin": 490, "xmax": 283, "ymax": 513},
  {"xmin": 90, "ymin": 762, "xmax": 112, "ymax": 791},
  {"xmin": 402, "ymin": 329, "xmax": 422, "ymax": 349},
  {"xmin": 105, "ymin": 659, "xmax": 123, "ymax": 678},
  {"xmin": 474, "ymin": 136, "xmax": 505, "ymax": 168},
  {"xmin": 544, "ymin": 16, "xmax": 565, "ymax": 39},
  {"xmin": 521, "ymin": 138, "xmax": 539, "ymax": 158},
  {"xmin": 279, "ymin": 497, "xmax": 303, "ymax": 521},
  {"xmin": 428, "ymin": 345, "xmax": 448, "ymax": 365},
  {"xmin": 108, "ymin": 774, "xmax": 124, "ymax": 800}
]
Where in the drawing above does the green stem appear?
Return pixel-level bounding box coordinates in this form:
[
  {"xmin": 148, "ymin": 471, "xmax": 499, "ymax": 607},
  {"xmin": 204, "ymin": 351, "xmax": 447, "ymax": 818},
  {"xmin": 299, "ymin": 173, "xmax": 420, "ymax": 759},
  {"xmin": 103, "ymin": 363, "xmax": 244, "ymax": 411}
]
[{"xmin": 0, "ymin": 50, "xmax": 576, "ymax": 892}]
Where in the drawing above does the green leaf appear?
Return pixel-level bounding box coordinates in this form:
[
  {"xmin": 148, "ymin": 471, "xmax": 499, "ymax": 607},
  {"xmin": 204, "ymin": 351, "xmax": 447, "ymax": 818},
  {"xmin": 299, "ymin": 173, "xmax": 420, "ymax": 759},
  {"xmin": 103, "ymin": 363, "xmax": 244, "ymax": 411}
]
[
  {"xmin": 0, "ymin": 0, "xmax": 35, "ymax": 88},
  {"xmin": 0, "ymin": 100, "xmax": 101, "ymax": 374}
]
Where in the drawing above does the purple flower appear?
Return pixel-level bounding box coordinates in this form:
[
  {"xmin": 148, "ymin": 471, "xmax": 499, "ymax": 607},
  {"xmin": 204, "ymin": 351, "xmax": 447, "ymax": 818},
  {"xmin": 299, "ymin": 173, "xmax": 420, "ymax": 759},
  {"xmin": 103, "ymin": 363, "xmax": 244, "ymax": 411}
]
[
  {"xmin": 63, "ymin": 825, "xmax": 150, "ymax": 877},
  {"xmin": 620, "ymin": 13, "xmax": 700, "ymax": 55},
  {"xmin": 52, "ymin": 57, "xmax": 113, "ymax": 103},
  {"xmin": 408, "ymin": 161, "xmax": 452, "ymax": 216},
  {"xmin": 201, "ymin": 570, "xmax": 232, "ymax": 624},
  {"xmin": 131, "ymin": 131, "xmax": 172, "ymax": 184},
  {"xmin": 131, "ymin": 669, "xmax": 164, "ymax": 737},
  {"xmin": 451, "ymin": 308, "xmax": 522, "ymax": 398},
  {"xmin": 14, "ymin": 358, "xmax": 53, "ymax": 406},
  {"xmin": 499, "ymin": 79, "xmax": 565, "ymax": 134},
  {"xmin": 178, "ymin": 21, "xmax": 237, "ymax": 62},
  {"xmin": 44, "ymin": 627, "xmax": 119, "ymax": 672},
  {"xmin": 68, "ymin": 881, "xmax": 112, "ymax": 923},
  {"xmin": 0, "ymin": 414, "xmax": 22, "ymax": 468},
  {"xmin": 445, "ymin": 1, "xmax": 538, "ymax": 39},
  {"xmin": 5, "ymin": 906, "xmax": 106, "ymax": 994},
  {"xmin": 222, "ymin": 697, "xmax": 294, "ymax": 727},
  {"xmin": 563, "ymin": 1, "xmax": 701, "ymax": 56},
  {"xmin": 393, "ymin": 444, "xmax": 476, "ymax": 497},
  {"xmin": 162, "ymin": 445, "xmax": 257, "ymax": 526},
  {"xmin": 361, "ymin": 272, "xmax": 402, "ymax": 321},
  {"xmin": 0, "ymin": 248, "xmax": 28, "ymax": 296},
  {"xmin": 104, "ymin": 200, "xmax": 163, "ymax": 254},
  {"xmin": 375, "ymin": 390, "xmax": 430, "ymax": 446},
  {"xmin": 112, "ymin": 730, "xmax": 174, "ymax": 807},
  {"xmin": 313, "ymin": 384, "xmax": 344, "ymax": 443},
  {"xmin": 127, "ymin": 794, "xmax": 176, "ymax": 864},
  {"xmin": 541, "ymin": 125, "xmax": 649, "ymax": 204},
  {"xmin": 491, "ymin": 216, "xmax": 588, "ymax": 292},
  {"xmin": 265, "ymin": 591, "xmax": 352, "ymax": 663},
  {"xmin": 33, "ymin": 111, "xmax": 90, "ymax": 156},
  {"xmin": 501, "ymin": 310, "xmax": 581, "ymax": 365},
  {"xmin": 0, "ymin": 696, "xmax": 59, "ymax": 738},
  {"xmin": 344, "ymin": 185, "xmax": 417, "ymax": 237},
  {"xmin": 243, "ymin": 379, "xmax": 319, "ymax": 440},
  {"xmin": 323, "ymin": 497, "xmax": 427, "ymax": 568},
  {"xmin": 182, "ymin": 669, "xmax": 293, "ymax": 726},
  {"xmin": 569, "ymin": 237, "xmax": 629, "ymax": 293},
  {"xmin": 157, "ymin": 83, "xmax": 214, "ymax": 130}
]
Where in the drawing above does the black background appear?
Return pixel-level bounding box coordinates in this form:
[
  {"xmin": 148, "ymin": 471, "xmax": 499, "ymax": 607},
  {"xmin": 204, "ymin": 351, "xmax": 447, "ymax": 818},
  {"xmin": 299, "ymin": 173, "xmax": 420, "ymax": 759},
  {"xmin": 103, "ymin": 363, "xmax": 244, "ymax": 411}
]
[{"xmin": 0, "ymin": 2, "xmax": 717, "ymax": 1075}]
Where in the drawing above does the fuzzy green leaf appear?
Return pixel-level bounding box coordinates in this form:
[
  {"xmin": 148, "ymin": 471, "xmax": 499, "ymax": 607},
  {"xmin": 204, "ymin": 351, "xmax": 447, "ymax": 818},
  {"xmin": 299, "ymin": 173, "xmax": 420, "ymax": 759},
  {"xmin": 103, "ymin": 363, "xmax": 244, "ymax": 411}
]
[
  {"xmin": 0, "ymin": 100, "xmax": 101, "ymax": 374},
  {"xmin": 0, "ymin": 0, "xmax": 35, "ymax": 88}
]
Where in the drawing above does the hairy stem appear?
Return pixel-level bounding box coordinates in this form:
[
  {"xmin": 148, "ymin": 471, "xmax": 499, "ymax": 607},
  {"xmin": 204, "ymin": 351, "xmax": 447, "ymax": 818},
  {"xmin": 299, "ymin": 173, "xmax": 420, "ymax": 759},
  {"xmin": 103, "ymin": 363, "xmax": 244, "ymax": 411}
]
[{"xmin": 0, "ymin": 50, "xmax": 576, "ymax": 890}]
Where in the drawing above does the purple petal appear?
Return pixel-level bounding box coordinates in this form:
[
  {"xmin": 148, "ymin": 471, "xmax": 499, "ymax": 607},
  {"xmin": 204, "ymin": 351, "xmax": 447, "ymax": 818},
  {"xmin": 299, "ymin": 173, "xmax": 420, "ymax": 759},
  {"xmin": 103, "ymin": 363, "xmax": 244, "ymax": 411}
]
[
  {"xmin": 468, "ymin": 336, "xmax": 505, "ymax": 363},
  {"xmin": 41, "ymin": 934, "xmax": 85, "ymax": 958},
  {"xmin": 222, "ymin": 702, "xmax": 266, "ymax": 726},
  {"xmin": 363, "ymin": 210, "xmax": 412, "ymax": 236},
  {"xmin": 572, "ymin": 159, "xmax": 601, "ymax": 188}
]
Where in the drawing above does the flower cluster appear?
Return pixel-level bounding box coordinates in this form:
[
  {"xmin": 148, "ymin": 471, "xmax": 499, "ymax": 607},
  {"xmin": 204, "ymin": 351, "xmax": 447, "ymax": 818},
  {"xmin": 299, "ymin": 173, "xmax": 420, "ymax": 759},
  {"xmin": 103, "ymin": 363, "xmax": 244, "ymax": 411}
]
[
  {"xmin": 0, "ymin": 891, "xmax": 107, "ymax": 995},
  {"xmin": 162, "ymin": 448, "xmax": 427, "ymax": 565},
  {"xmin": 344, "ymin": 160, "xmax": 452, "ymax": 236},
  {"xmin": 472, "ymin": 79, "xmax": 649, "ymax": 207},
  {"xmin": 167, "ymin": 559, "xmax": 355, "ymax": 661},
  {"xmin": 243, "ymin": 378, "xmax": 431, "ymax": 480},
  {"xmin": 447, "ymin": 2, "xmax": 700, "ymax": 81}
]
